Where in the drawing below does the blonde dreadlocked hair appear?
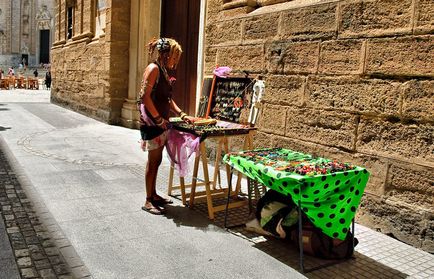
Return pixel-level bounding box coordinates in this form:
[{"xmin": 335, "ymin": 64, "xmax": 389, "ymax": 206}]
[{"xmin": 148, "ymin": 37, "xmax": 183, "ymax": 69}]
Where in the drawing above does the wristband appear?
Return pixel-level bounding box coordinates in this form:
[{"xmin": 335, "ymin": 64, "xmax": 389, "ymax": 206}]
[
  {"xmin": 154, "ymin": 116, "xmax": 164, "ymax": 126},
  {"xmin": 179, "ymin": 112, "xmax": 187, "ymax": 120}
]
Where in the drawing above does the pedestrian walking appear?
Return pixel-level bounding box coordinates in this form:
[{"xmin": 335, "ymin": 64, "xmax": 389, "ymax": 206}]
[{"xmin": 33, "ymin": 69, "xmax": 39, "ymax": 77}]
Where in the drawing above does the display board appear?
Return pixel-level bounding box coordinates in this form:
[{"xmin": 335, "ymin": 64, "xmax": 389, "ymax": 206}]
[{"xmin": 196, "ymin": 76, "xmax": 254, "ymax": 123}]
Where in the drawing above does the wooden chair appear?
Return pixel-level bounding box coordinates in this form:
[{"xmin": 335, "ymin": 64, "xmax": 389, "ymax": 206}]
[
  {"xmin": 7, "ymin": 76, "xmax": 16, "ymax": 89},
  {"xmin": 17, "ymin": 77, "xmax": 25, "ymax": 89},
  {"xmin": 0, "ymin": 79, "xmax": 8, "ymax": 90},
  {"xmin": 28, "ymin": 78, "xmax": 38, "ymax": 89}
]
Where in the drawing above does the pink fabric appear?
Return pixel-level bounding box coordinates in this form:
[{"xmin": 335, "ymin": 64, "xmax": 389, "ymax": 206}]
[
  {"xmin": 213, "ymin": 66, "xmax": 232, "ymax": 78},
  {"xmin": 139, "ymin": 103, "xmax": 154, "ymax": 126},
  {"xmin": 140, "ymin": 103, "xmax": 199, "ymax": 177},
  {"xmin": 166, "ymin": 129, "xmax": 200, "ymax": 177}
]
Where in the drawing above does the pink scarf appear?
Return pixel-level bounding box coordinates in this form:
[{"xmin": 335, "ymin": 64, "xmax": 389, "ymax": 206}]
[
  {"xmin": 166, "ymin": 129, "xmax": 200, "ymax": 177},
  {"xmin": 140, "ymin": 103, "xmax": 200, "ymax": 177}
]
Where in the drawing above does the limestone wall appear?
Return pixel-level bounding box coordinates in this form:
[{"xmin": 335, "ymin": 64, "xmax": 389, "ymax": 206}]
[
  {"xmin": 51, "ymin": 0, "xmax": 130, "ymax": 124},
  {"xmin": 204, "ymin": 0, "xmax": 434, "ymax": 252}
]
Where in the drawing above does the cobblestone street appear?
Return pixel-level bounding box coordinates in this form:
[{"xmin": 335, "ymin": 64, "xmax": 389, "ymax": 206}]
[{"xmin": 0, "ymin": 148, "xmax": 74, "ymax": 279}]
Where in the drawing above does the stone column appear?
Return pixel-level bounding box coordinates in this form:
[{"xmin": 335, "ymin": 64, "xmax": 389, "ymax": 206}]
[{"xmin": 121, "ymin": 0, "xmax": 161, "ymax": 128}]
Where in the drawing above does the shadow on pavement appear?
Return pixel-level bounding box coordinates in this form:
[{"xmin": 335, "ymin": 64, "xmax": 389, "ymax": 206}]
[
  {"xmin": 0, "ymin": 126, "xmax": 11, "ymax": 131},
  {"xmin": 167, "ymin": 193, "xmax": 408, "ymax": 278},
  {"xmin": 163, "ymin": 204, "xmax": 218, "ymax": 231}
]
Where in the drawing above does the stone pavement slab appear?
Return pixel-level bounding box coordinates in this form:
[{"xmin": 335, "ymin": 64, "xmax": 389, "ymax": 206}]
[
  {"xmin": 0, "ymin": 89, "xmax": 50, "ymax": 103},
  {"xmin": 0, "ymin": 98, "xmax": 433, "ymax": 279}
]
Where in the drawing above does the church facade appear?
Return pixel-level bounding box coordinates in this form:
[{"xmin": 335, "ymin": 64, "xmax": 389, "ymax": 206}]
[{"xmin": 0, "ymin": 0, "xmax": 55, "ymax": 66}]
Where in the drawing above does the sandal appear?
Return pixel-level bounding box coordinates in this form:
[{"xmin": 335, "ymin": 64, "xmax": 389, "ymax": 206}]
[
  {"xmin": 151, "ymin": 195, "xmax": 173, "ymax": 206},
  {"xmin": 141, "ymin": 202, "xmax": 165, "ymax": 215}
]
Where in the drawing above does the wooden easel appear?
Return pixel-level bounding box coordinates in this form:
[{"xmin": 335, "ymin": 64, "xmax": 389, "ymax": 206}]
[{"xmin": 167, "ymin": 130, "xmax": 254, "ymax": 219}]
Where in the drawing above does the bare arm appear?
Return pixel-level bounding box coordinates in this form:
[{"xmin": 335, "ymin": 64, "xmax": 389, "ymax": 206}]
[
  {"xmin": 140, "ymin": 63, "xmax": 170, "ymax": 129},
  {"xmin": 170, "ymin": 99, "xmax": 194, "ymax": 123},
  {"xmin": 141, "ymin": 63, "xmax": 160, "ymax": 119},
  {"xmin": 170, "ymin": 99, "xmax": 182, "ymax": 116}
]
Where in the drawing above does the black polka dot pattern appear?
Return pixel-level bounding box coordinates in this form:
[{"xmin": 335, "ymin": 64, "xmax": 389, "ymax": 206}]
[{"xmin": 223, "ymin": 148, "xmax": 370, "ymax": 240}]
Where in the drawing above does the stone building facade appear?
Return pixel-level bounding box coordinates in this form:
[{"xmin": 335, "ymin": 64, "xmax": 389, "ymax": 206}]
[
  {"xmin": 51, "ymin": 0, "xmax": 433, "ymax": 252},
  {"xmin": 51, "ymin": 0, "xmax": 132, "ymax": 123},
  {"xmin": 204, "ymin": 0, "xmax": 433, "ymax": 252},
  {"xmin": 0, "ymin": 0, "xmax": 55, "ymax": 66},
  {"xmin": 51, "ymin": 0, "xmax": 198, "ymax": 126}
]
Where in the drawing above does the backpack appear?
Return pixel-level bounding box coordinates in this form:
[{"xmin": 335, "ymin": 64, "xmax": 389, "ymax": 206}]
[
  {"xmin": 255, "ymin": 190, "xmax": 298, "ymax": 238},
  {"xmin": 291, "ymin": 216, "xmax": 358, "ymax": 260}
]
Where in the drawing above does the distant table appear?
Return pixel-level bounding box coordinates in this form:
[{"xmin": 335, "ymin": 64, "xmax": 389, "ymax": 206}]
[{"xmin": 223, "ymin": 148, "xmax": 370, "ymax": 240}]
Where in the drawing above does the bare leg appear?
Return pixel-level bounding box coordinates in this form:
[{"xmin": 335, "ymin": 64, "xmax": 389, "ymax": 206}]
[{"xmin": 145, "ymin": 145, "xmax": 164, "ymax": 206}]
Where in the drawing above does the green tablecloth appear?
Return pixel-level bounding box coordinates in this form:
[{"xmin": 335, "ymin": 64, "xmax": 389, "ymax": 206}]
[{"xmin": 223, "ymin": 148, "xmax": 370, "ymax": 240}]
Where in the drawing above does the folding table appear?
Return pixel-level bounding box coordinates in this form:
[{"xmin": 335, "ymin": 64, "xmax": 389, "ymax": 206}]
[{"xmin": 167, "ymin": 120, "xmax": 256, "ymax": 219}]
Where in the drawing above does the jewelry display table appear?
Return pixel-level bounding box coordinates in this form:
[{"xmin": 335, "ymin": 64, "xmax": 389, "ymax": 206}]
[
  {"xmin": 223, "ymin": 148, "xmax": 370, "ymax": 272},
  {"xmin": 167, "ymin": 120, "xmax": 256, "ymax": 219}
]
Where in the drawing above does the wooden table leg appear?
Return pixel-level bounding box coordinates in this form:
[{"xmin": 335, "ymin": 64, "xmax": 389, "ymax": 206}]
[
  {"xmin": 200, "ymin": 143, "xmax": 214, "ymax": 219},
  {"xmin": 167, "ymin": 162, "xmax": 175, "ymax": 196},
  {"xmin": 179, "ymin": 176, "xmax": 186, "ymax": 205},
  {"xmin": 189, "ymin": 145, "xmax": 202, "ymax": 208},
  {"xmin": 212, "ymin": 139, "xmax": 223, "ymax": 190}
]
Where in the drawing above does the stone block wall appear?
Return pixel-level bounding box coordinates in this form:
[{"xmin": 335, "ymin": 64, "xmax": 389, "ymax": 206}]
[
  {"xmin": 204, "ymin": 0, "xmax": 434, "ymax": 252},
  {"xmin": 0, "ymin": 0, "xmax": 11, "ymax": 57},
  {"xmin": 51, "ymin": 0, "xmax": 130, "ymax": 124}
]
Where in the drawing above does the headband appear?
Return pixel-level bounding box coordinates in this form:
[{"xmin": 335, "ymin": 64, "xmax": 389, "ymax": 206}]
[{"xmin": 156, "ymin": 38, "xmax": 170, "ymax": 52}]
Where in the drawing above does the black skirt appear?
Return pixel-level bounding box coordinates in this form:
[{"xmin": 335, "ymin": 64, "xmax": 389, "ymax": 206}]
[{"xmin": 140, "ymin": 125, "xmax": 164, "ymax": 140}]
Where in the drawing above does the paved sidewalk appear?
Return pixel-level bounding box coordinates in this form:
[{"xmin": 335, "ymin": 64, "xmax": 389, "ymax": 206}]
[{"xmin": 0, "ymin": 90, "xmax": 433, "ymax": 278}]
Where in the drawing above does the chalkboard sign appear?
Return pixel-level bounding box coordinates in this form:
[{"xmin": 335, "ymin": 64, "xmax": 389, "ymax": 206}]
[{"xmin": 196, "ymin": 76, "xmax": 254, "ymax": 123}]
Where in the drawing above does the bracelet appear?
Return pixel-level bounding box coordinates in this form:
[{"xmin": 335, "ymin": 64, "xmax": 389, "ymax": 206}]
[
  {"xmin": 179, "ymin": 112, "xmax": 188, "ymax": 120},
  {"xmin": 154, "ymin": 116, "xmax": 164, "ymax": 126}
]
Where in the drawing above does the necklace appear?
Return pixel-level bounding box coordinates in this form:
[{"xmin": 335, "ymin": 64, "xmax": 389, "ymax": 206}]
[
  {"xmin": 155, "ymin": 60, "xmax": 173, "ymax": 103},
  {"xmin": 155, "ymin": 60, "xmax": 170, "ymax": 84}
]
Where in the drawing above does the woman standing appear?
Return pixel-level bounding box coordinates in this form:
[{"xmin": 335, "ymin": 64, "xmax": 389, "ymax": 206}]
[
  {"xmin": 45, "ymin": 70, "xmax": 51, "ymax": 89},
  {"xmin": 139, "ymin": 38, "xmax": 192, "ymax": 215}
]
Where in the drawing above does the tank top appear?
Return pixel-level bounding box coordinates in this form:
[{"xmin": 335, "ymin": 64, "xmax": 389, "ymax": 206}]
[{"xmin": 145, "ymin": 62, "xmax": 173, "ymax": 121}]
